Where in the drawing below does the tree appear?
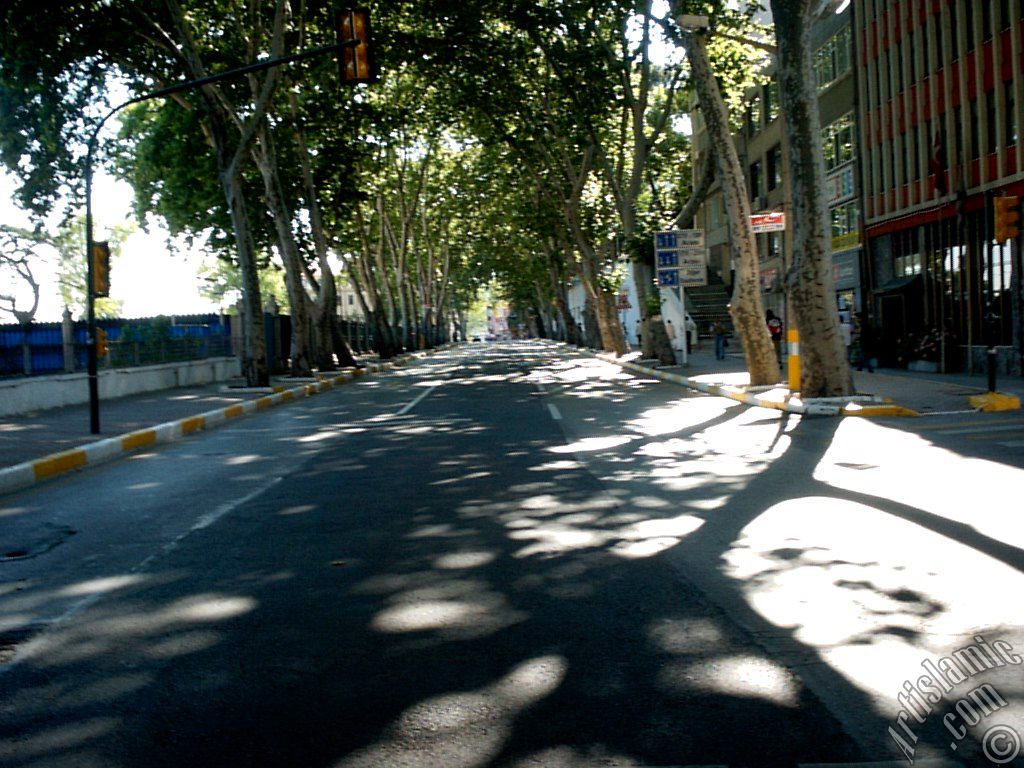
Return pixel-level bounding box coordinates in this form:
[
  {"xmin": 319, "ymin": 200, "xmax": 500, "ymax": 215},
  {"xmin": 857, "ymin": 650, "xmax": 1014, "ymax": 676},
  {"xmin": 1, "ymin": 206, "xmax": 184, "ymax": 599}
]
[
  {"xmin": 53, "ymin": 217, "xmax": 129, "ymax": 319},
  {"xmin": 770, "ymin": 0, "xmax": 852, "ymax": 395},
  {"xmin": 0, "ymin": 225, "xmax": 44, "ymax": 325},
  {"xmin": 669, "ymin": 1, "xmax": 779, "ymax": 385}
]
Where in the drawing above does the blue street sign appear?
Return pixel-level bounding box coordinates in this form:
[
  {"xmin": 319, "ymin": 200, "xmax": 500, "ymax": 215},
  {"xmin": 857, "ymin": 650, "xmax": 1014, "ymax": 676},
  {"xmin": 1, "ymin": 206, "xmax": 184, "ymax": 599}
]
[
  {"xmin": 657, "ymin": 251, "xmax": 679, "ymax": 267},
  {"xmin": 655, "ymin": 232, "xmax": 678, "ymax": 249},
  {"xmin": 658, "ymin": 269, "xmax": 679, "ymax": 287}
]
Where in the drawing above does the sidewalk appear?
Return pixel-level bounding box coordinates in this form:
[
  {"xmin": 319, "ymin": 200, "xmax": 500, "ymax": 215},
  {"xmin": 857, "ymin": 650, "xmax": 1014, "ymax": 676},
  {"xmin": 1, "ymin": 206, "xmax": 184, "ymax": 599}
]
[{"xmin": 620, "ymin": 341, "xmax": 1024, "ymax": 416}]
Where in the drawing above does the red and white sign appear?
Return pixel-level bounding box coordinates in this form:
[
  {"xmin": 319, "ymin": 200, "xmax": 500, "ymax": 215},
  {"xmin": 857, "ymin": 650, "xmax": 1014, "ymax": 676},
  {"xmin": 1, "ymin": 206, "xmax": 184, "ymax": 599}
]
[
  {"xmin": 617, "ymin": 293, "xmax": 632, "ymax": 310},
  {"xmin": 750, "ymin": 211, "xmax": 786, "ymax": 232}
]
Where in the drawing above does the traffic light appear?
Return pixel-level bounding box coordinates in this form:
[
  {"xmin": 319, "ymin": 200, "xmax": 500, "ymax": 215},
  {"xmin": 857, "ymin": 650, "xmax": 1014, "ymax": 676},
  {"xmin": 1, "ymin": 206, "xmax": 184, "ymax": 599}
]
[
  {"xmin": 96, "ymin": 327, "xmax": 108, "ymax": 357},
  {"xmin": 92, "ymin": 241, "xmax": 111, "ymax": 297},
  {"xmin": 337, "ymin": 8, "xmax": 376, "ymax": 85},
  {"xmin": 994, "ymin": 195, "xmax": 1020, "ymax": 243}
]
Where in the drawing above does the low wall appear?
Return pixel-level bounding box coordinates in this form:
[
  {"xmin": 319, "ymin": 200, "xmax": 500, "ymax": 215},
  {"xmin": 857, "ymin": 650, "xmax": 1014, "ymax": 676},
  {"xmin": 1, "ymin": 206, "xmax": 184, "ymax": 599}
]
[{"xmin": 0, "ymin": 357, "xmax": 241, "ymax": 417}]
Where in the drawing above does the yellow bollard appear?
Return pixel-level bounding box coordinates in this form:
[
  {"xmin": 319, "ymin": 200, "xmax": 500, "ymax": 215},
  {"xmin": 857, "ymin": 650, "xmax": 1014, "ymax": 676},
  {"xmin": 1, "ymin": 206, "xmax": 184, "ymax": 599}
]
[{"xmin": 787, "ymin": 328, "xmax": 800, "ymax": 392}]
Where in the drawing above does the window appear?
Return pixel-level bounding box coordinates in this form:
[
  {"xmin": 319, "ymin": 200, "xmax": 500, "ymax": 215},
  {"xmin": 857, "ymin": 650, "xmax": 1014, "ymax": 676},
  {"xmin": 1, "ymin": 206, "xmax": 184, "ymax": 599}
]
[
  {"xmin": 909, "ymin": 30, "xmax": 917, "ymax": 84},
  {"xmin": 348, "ymin": 294, "xmax": 354, "ymax": 305},
  {"xmin": 965, "ymin": 4, "xmax": 975, "ymax": 52},
  {"xmin": 1000, "ymin": 0, "xmax": 1011, "ymax": 31},
  {"xmin": 954, "ymin": 106, "xmax": 964, "ymax": 158},
  {"xmin": 749, "ymin": 161, "xmax": 762, "ymax": 201},
  {"xmin": 922, "ymin": 22, "xmax": 930, "ymax": 77},
  {"xmin": 1006, "ymin": 80, "xmax": 1018, "ymax": 147},
  {"xmin": 768, "ymin": 144, "xmax": 783, "ymax": 190},
  {"xmin": 951, "ymin": 10, "xmax": 961, "ymax": 60},
  {"xmin": 896, "ymin": 43, "xmax": 904, "ymax": 93},
  {"xmin": 765, "ymin": 81, "xmax": 779, "ymax": 123},
  {"xmin": 970, "ymin": 98, "xmax": 980, "ymax": 159},
  {"xmin": 815, "ymin": 26, "xmax": 852, "ymax": 91},
  {"xmin": 987, "ymin": 90, "xmax": 997, "ymax": 154},
  {"xmin": 821, "ymin": 113, "xmax": 855, "ymax": 171},
  {"xmin": 747, "ymin": 96, "xmax": 762, "ymax": 134},
  {"xmin": 934, "ymin": 12, "xmax": 944, "ymax": 70},
  {"xmin": 913, "ymin": 125, "xmax": 922, "ymax": 181},
  {"xmin": 983, "ymin": 2, "xmax": 993, "ymax": 40},
  {"xmin": 831, "ymin": 201, "xmax": 860, "ymax": 244}
]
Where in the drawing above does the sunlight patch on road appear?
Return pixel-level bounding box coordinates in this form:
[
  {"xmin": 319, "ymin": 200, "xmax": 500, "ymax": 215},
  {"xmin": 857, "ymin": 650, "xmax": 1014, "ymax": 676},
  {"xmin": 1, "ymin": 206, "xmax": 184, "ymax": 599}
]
[
  {"xmin": 370, "ymin": 580, "xmax": 527, "ymax": 641},
  {"xmin": 724, "ymin": 495, "xmax": 1024, "ymax": 713},
  {"xmin": 657, "ymin": 653, "xmax": 799, "ymax": 706},
  {"xmin": 548, "ymin": 435, "xmax": 635, "ymax": 454},
  {"xmin": 433, "ymin": 551, "xmax": 496, "ymax": 570},
  {"xmin": 334, "ymin": 655, "xmax": 567, "ymax": 768},
  {"xmin": 224, "ymin": 453, "xmax": 262, "ymax": 465},
  {"xmin": 816, "ymin": 417, "xmax": 1024, "ymax": 551},
  {"xmin": 58, "ymin": 575, "xmax": 145, "ymax": 597},
  {"xmin": 628, "ymin": 397, "xmax": 736, "ymax": 436}
]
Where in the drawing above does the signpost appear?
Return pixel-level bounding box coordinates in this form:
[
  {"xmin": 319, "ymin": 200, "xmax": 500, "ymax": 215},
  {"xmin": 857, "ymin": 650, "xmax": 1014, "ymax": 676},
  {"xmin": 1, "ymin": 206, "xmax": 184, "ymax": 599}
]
[{"xmin": 654, "ymin": 229, "xmax": 707, "ymax": 366}]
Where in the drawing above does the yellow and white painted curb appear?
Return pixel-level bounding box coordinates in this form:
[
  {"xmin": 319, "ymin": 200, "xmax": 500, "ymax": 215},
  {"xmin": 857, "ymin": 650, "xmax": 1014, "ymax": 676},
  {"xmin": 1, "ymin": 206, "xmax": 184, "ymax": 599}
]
[
  {"xmin": 0, "ymin": 345, "xmax": 458, "ymax": 497},
  {"xmin": 968, "ymin": 391, "xmax": 1022, "ymax": 412},
  {"xmin": 594, "ymin": 351, "xmax": 908, "ymax": 418}
]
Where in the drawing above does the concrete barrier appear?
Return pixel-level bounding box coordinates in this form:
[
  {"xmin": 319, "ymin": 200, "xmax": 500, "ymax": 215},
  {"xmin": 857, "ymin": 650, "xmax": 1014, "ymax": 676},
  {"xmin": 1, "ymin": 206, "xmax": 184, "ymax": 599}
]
[{"xmin": 0, "ymin": 357, "xmax": 241, "ymax": 417}]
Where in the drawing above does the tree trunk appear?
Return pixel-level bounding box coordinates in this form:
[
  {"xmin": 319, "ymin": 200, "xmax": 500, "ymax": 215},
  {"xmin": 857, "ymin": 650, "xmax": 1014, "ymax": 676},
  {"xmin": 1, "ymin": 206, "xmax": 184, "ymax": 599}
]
[
  {"xmin": 252, "ymin": 119, "xmax": 314, "ymax": 377},
  {"xmin": 218, "ymin": 142, "xmax": 267, "ymax": 386},
  {"xmin": 680, "ymin": 24, "xmax": 778, "ymax": 386},
  {"xmin": 771, "ymin": 0, "xmax": 853, "ymax": 395},
  {"xmin": 582, "ymin": 293, "xmax": 602, "ymax": 349}
]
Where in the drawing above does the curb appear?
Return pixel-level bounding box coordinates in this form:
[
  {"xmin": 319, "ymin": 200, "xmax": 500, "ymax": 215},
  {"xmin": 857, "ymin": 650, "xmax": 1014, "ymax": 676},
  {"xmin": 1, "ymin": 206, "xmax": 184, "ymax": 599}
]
[
  {"xmin": 0, "ymin": 345, "xmax": 456, "ymax": 498},
  {"xmin": 584, "ymin": 348, "xmax": 915, "ymax": 417}
]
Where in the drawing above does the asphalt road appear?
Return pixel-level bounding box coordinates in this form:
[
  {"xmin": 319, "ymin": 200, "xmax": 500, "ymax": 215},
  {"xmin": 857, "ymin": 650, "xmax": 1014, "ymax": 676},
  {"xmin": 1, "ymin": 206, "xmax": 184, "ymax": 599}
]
[{"xmin": 1, "ymin": 342, "xmax": 1022, "ymax": 767}]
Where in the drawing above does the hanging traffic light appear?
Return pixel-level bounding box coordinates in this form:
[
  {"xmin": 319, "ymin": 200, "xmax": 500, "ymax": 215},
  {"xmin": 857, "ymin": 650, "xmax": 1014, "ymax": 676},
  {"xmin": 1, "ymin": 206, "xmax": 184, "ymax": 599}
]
[
  {"xmin": 92, "ymin": 240, "xmax": 111, "ymax": 297},
  {"xmin": 337, "ymin": 8, "xmax": 376, "ymax": 85},
  {"xmin": 96, "ymin": 327, "xmax": 108, "ymax": 357},
  {"xmin": 994, "ymin": 195, "xmax": 1020, "ymax": 243}
]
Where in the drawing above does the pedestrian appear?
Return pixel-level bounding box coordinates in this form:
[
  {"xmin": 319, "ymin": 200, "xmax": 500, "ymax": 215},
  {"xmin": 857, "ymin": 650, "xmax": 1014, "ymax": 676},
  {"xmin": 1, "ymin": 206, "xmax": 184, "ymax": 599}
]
[
  {"xmin": 766, "ymin": 309, "xmax": 783, "ymax": 361},
  {"xmin": 665, "ymin": 319, "xmax": 680, "ymax": 364},
  {"xmin": 854, "ymin": 312, "xmax": 875, "ymax": 372},
  {"xmin": 712, "ymin": 319, "xmax": 727, "ymax": 360},
  {"xmin": 635, "ymin": 317, "xmax": 642, "ymax": 349},
  {"xmin": 839, "ymin": 314, "xmax": 852, "ymax": 361},
  {"xmin": 685, "ymin": 313, "xmax": 697, "ymax": 354}
]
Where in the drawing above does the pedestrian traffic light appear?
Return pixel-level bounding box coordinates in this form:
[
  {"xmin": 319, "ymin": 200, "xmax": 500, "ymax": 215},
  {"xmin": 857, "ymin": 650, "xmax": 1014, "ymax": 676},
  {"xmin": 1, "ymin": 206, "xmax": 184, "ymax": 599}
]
[
  {"xmin": 337, "ymin": 8, "xmax": 376, "ymax": 85},
  {"xmin": 994, "ymin": 195, "xmax": 1020, "ymax": 243},
  {"xmin": 92, "ymin": 241, "xmax": 111, "ymax": 297},
  {"xmin": 96, "ymin": 327, "xmax": 108, "ymax": 357}
]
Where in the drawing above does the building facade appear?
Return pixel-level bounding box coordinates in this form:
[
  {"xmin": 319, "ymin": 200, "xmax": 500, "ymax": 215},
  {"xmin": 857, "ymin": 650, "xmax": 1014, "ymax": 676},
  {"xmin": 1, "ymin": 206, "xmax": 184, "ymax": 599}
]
[
  {"xmin": 855, "ymin": 0, "xmax": 1023, "ymax": 373},
  {"xmin": 692, "ymin": 2, "xmax": 861, "ymax": 333},
  {"xmin": 693, "ymin": 0, "xmax": 1024, "ymax": 374}
]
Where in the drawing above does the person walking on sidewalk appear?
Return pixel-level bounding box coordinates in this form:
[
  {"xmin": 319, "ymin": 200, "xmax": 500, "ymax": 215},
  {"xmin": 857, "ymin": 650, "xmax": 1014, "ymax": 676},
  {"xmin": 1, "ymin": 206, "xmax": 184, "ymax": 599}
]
[
  {"xmin": 853, "ymin": 312, "xmax": 875, "ymax": 372},
  {"xmin": 712, "ymin": 319, "xmax": 727, "ymax": 360},
  {"xmin": 839, "ymin": 314, "xmax": 852, "ymax": 361},
  {"xmin": 766, "ymin": 310, "xmax": 783, "ymax": 362},
  {"xmin": 665, "ymin": 319, "xmax": 681, "ymax": 364}
]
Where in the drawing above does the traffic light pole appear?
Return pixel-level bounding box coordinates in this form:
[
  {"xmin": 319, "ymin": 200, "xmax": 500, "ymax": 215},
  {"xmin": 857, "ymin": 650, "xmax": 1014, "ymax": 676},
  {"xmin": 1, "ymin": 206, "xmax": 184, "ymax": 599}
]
[{"xmin": 83, "ymin": 38, "xmax": 357, "ymax": 434}]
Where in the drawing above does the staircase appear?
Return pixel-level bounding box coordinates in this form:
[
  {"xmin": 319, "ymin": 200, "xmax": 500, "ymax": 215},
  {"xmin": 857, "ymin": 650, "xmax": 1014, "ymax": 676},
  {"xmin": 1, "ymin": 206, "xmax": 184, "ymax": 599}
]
[{"xmin": 685, "ymin": 273, "xmax": 732, "ymax": 337}]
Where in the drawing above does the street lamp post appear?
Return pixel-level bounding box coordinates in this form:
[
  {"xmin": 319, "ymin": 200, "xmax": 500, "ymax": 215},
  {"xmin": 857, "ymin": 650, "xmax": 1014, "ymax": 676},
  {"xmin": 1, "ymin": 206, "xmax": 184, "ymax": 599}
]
[{"xmin": 83, "ymin": 25, "xmax": 370, "ymax": 433}]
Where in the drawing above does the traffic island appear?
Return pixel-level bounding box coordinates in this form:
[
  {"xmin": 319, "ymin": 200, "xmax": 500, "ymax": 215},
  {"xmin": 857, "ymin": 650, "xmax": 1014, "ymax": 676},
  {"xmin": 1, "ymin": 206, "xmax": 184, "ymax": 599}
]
[{"xmin": 968, "ymin": 391, "xmax": 1022, "ymax": 412}]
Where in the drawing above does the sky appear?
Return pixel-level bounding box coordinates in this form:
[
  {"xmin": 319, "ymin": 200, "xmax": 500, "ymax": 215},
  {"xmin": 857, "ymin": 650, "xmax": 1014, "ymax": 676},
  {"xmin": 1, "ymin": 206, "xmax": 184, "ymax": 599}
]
[{"xmin": 1, "ymin": 167, "xmax": 222, "ymax": 324}]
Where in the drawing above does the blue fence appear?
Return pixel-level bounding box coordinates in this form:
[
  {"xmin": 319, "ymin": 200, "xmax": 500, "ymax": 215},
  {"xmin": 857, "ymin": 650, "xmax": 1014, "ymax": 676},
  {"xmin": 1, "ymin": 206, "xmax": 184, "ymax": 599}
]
[{"xmin": 0, "ymin": 314, "xmax": 234, "ymax": 377}]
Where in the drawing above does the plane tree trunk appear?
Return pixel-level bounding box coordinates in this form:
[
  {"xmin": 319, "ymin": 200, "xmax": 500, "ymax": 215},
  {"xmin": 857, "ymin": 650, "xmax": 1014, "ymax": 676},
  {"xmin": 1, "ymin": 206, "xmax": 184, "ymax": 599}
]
[{"xmin": 771, "ymin": 0, "xmax": 853, "ymax": 395}]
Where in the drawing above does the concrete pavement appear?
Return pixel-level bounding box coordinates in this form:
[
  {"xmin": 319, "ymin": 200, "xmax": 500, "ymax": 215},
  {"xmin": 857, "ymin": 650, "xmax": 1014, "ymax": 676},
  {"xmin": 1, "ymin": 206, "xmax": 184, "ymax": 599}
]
[{"xmin": 605, "ymin": 342, "xmax": 1024, "ymax": 417}]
